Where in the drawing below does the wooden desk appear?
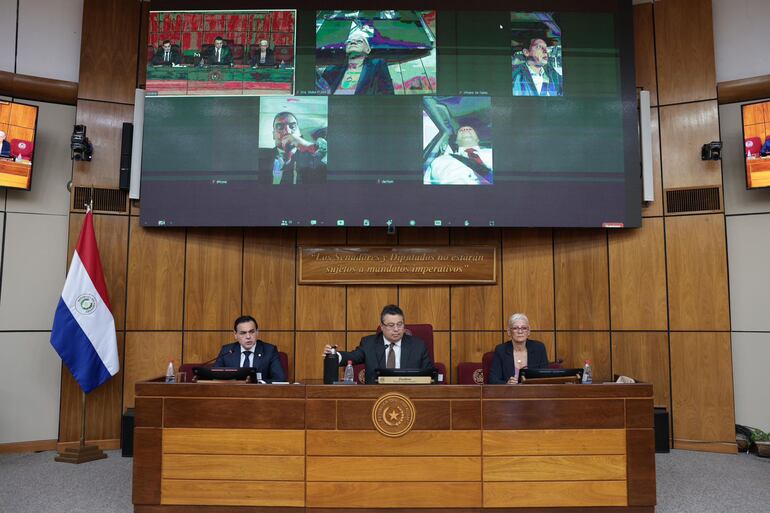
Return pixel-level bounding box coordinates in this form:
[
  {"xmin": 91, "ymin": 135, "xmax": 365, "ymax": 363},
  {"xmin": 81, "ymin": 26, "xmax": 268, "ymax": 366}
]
[{"xmin": 133, "ymin": 382, "xmax": 655, "ymax": 513}]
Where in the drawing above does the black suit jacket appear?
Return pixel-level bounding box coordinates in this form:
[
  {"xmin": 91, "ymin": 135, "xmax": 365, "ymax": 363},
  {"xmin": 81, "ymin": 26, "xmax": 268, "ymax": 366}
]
[
  {"xmin": 151, "ymin": 47, "xmax": 181, "ymax": 65},
  {"xmin": 250, "ymin": 47, "xmax": 275, "ymax": 67},
  {"xmin": 321, "ymin": 57, "xmax": 394, "ymax": 95},
  {"xmin": 257, "ymin": 147, "xmax": 327, "ymax": 185},
  {"xmin": 213, "ymin": 341, "xmax": 286, "ymax": 381},
  {"xmin": 0, "ymin": 140, "xmax": 10, "ymax": 157},
  {"xmin": 339, "ymin": 333, "xmax": 433, "ymax": 384},
  {"xmin": 203, "ymin": 45, "xmax": 233, "ymax": 65},
  {"xmin": 488, "ymin": 340, "xmax": 549, "ymax": 384}
]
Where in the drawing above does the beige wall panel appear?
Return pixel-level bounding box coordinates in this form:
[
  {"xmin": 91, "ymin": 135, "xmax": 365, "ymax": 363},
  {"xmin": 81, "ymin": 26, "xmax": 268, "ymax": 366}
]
[
  {"xmin": 398, "ymin": 286, "xmax": 450, "ymax": 330},
  {"xmin": 732, "ymin": 332, "xmax": 770, "ymax": 431},
  {"xmin": 185, "ymin": 228, "xmax": 243, "ymax": 331},
  {"xmin": 71, "ymin": 100, "xmax": 135, "ymax": 189},
  {"xmin": 720, "ymin": 102, "xmax": 770, "ymax": 215},
  {"xmin": 450, "ymin": 228, "xmax": 501, "ymax": 330},
  {"xmin": 611, "ymin": 332, "xmax": 670, "ymax": 409},
  {"xmin": 296, "ymin": 285, "xmax": 345, "ymax": 331},
  {"xmin": 59, "ymin": 333, "xmax": 125, "ymax": 443},
  {"xmin": 295, "ymin": 332, "xmax": 344, "ymax": 381},
  {"xmin": 554, "ymin": 332, "xmax": 611, "ymax": 383},
  {"xmin": 670, "ymin": 332, "xmax": 735, "ymax": 445},
  {"xmin": 654, "ymin": 0, "xmax": 716, "ymax": 105},
  {"xmin": 726, "ymin": 213, "xmax": 770, "ymax": 331},
  {"xmin": 634, "ymin": 3, "xmax": 657, "ymax": 106},
  {"xmin": 554, "ymin": 229, "xmax": 609, "ymax": 331},
  {"xmin": 608, "ymin": 218, "xmax": 667, "ymax": 330},
  {"xmin": 347, "ymin": 286, "xmax": 397, "ymax": 331},
  {"xmin": 243, "ymin": 228, "xmax": 295, "ymax": 331},
  {"xmin": 77, "ymin": 0, "xmax": 140, "ymax": 104},
  {"xmin": 666, "ymin": 214, "xmax": 730, "ymax": 331},
  {"xmin": 123, "ymin": 332, "xmax": 182, "ymax": 409},
  {"xmin": 67, "ymin": 214, "xmax": 128, "ymax": 330},
  {"xmin": 642, "ymin": 108, "xmax": 663, "ymax": 218},
  {"xmin": 502, "ymin": 228, "xmax": 554, "ymax": 331},
  {"xmin": 0, "ymin": 333, "xmax": 62, "ymax": 444},
  {"xmin": 0, "ymin": 4, "xmax": 15, "ymax": 74},
  {"xmin": 6, "ymin": 101, "xmax": 75, "ymax": 215},
  {"xmin": 0, "ymin": 213, "xmax": 68, "ymax": 330},
  {"xmin": 126, "ymin": 220, "xmax": 185, "ymax": 331},
  {"xmin": 659, "ymin": 101, "xmax": 722, "ymax": 190}
]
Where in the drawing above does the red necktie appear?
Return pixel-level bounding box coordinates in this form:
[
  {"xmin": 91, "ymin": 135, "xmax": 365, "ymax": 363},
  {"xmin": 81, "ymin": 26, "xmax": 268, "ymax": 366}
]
[{"xmin": 465, "ymin": 148, "xmax": 485, "ymax": 167}]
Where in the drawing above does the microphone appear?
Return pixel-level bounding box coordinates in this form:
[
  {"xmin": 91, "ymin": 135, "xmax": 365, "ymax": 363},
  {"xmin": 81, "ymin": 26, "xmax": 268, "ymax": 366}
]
[{"xmin": 199, "ymin": 346, "xmax": 236, "ymax": 367}]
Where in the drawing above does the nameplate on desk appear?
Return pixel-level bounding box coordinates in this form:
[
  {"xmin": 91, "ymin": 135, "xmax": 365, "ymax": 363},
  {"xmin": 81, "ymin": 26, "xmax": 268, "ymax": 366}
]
[
  {"xmin": 298, "ymin": 246, "xmax": 497, "ymax": 285},
  {"xmin": 377, "ymin": 376, "xmax": 433, "ymax": 384}
]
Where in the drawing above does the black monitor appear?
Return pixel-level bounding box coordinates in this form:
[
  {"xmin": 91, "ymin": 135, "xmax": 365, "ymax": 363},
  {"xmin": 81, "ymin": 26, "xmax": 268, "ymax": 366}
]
[
  {"xmin": 520, "ymin": 367, "xmax": 582, "ymax": 380},
  {"xmin": 193, "ymin": 366, "xmax": 256, "ymax": 382}
]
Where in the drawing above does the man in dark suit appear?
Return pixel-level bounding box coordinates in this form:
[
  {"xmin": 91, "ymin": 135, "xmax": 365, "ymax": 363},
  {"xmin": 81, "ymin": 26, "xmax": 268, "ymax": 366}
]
[
  {"xmin": 202, "ymin": 36, "xmax": 232, "ymax": 66},
  {"xmin": 213, "ymin": 315, "xmax": 286, "ymax": 381},
  {"xmin": 319, "ymin": 30, "xmax": 394, "ymax": 95},
  {"xmin": 258, "ymin": 111, "xmax": 327, "ymax": 185},
  {"xmin": 488, "ymin": 313, "xmax": 549, "ymax": 384},
  {"xmin": 150, "ymin": 40, "xmax": 181, "ymax": 66},
  {"xmin": 250, "ymin": 39, "xmax": 276, "ymax": 68},
  {"xmin": 323, "ymin": 305, "xmax": 433, "ymax": 384}
]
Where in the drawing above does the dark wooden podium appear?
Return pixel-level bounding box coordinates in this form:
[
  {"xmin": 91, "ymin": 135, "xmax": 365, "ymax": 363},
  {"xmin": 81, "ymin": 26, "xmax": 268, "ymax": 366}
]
[{"xmin": 133, "ymin": 381, "xmax": 655, "ymax": 512}]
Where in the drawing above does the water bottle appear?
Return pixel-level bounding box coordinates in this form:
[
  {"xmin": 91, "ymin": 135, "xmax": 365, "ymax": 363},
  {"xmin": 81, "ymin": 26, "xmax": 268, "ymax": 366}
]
[
  {"xmin": 323, "ymin": 346, "xmax": 339, "ymax": 384},
  {"xmin": 581, "ymin": 360, "xmax": 593, "ymax": 384},
  {"xmin": 165, "ymin": 360, "xmax": 176, "ymax": 383},
  {"xmin": 343, "ymin": 360, "xmax": 355, "ymax": 384}
]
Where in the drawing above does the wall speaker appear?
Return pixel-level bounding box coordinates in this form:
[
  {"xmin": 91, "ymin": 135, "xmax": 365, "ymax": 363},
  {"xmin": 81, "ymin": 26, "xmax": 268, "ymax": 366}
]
[{"xmin": 119, "ymin": 122, "xmax": 133, "ymax": 191}]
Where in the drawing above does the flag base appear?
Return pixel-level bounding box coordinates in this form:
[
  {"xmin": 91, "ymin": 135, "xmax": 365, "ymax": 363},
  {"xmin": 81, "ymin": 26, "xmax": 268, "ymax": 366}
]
[{"xmin": 54, "ymin": 444, "xmax": 107, "ymax": 464}]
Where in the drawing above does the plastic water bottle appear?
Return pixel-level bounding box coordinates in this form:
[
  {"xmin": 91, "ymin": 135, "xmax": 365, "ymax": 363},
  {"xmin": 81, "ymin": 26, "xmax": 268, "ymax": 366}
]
[
  {"xmin": 343, "ymin": 360, "xmax": 355, "ymax": 383},
  {"xmin": 165, "ymin": 360, "xmax": 176, "ymax": 383},
  {"xmin": 581, "ymin": 360, "xmax": 593, "ymax": 384}
]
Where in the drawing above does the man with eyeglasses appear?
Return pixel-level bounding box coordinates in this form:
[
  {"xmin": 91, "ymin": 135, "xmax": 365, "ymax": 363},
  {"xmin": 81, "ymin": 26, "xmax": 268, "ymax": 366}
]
[
  {"xmin": 213, "ymin": 315, "xmax": 286, "ymax": 381},
  {"xmin": 259, "ymin": 111, "xmax": 327, "ymax": 185},
  {"xmin": 323, "ymin": 304, "xmax": 433, "ymax": 384},
  {"xmin": 488, "ymin": 313, "xmax": 549, "ymax": 384},
  {"xmin": 319, "ymin": 29, "xmax": 394, "ymax": 95}
]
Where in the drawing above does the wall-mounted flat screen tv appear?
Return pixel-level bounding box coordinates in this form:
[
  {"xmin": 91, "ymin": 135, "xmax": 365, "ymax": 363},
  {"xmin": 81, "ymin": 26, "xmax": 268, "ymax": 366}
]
[
  {"xmin": 140, "ymin": 1, "xmax": 640, "ymax": 228},
  {"xmin": 0, "ymin": 101, "xmax": 38, "ymax": 191},
  {"xmin": 741, "ymin": 99, "xmax": 770, "ymax": 190}
]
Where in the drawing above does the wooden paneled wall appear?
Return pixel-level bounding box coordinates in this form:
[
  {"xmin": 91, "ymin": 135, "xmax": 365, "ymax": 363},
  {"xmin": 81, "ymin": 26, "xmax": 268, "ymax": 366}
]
[{"xmin": 59, "ymin": 0, "xmax": 735, "ymax": 454}]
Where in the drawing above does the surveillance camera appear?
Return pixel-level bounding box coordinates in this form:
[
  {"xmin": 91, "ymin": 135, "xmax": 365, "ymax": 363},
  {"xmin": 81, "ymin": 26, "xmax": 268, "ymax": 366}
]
[
  {"xmin": 701, "ymin": 141, "xmax": 722, "ymax": 161},
  {"xmin": 71, "ymin": 124, "xmax": 93, "ymax": 161}
]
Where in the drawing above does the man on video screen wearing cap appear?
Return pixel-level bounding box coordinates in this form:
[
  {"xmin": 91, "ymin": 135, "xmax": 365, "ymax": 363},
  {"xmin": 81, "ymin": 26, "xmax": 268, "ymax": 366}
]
[{"xmin": 320, "ymin": 29, "xmax": 394, "ymax": 95}]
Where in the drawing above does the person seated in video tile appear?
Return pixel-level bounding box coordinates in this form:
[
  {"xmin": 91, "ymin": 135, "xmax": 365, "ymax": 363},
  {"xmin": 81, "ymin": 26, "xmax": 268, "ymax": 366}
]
[
  {"xmin": 258, "ymin": 111, "xmax": 327, "ymax": 185},
  {"xmin": 488, "ymin": 313, "xmax": 549, "ymax": 384},
  {"xmin": 214, "ymin": 315, "xmax": 286, "ymax": 381},
  {"xmin": 0, "ymin": 131, "xmax": 10, "ymax": 157},
  {"xmin": 322, "ymin": 304, "xmax": 433, "ymax": 384},
  {"xmin": 250, "ymin": 39, "xmax": 276, "ymax": 68},
  {"xmin": 202, "ymin": 36, "xmax": 233, "ymax": 66},
  {"xmin": 150, "ymin": 40, "xmax": 181, "ymax": 66},
  {"xmin": 424, "ymin": 126, "xmax": 493, "ymax": 185},
  {"xmin": 512, "ymin": 37, "xmax": 563, "ymax": 96},
  {"xmin": 320, "ymin": 30, "xmax": 394, "ymax": 95}
]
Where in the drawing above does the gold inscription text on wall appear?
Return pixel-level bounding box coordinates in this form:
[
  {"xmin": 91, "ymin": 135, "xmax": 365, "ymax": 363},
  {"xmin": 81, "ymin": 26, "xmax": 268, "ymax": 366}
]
[{"xmin": 298, "ymin": 246, "xmax": 497, "ymax": 285}]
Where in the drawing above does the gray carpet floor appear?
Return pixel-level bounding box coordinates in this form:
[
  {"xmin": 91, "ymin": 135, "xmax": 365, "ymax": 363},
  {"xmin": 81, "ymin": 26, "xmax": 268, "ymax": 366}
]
[{"xmin": 1, "ymin": 449, "xmax": 769, "ymax": 512}]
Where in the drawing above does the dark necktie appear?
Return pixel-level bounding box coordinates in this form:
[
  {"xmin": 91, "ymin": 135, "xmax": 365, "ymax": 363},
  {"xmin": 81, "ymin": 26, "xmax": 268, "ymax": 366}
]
[
  {"xmin": 386, "ymin": 343, "xmax": 396, "ymax": 369},
  {"xmin": 164, "ymin": 52, "xmax": 169, "ymax": 62},
  {"xmin": 242, "ymin": 350, "xmax": 252, "ymax": 368}
]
